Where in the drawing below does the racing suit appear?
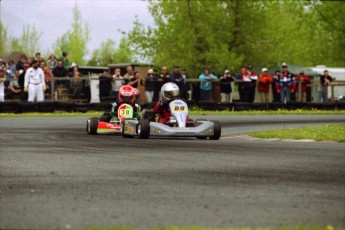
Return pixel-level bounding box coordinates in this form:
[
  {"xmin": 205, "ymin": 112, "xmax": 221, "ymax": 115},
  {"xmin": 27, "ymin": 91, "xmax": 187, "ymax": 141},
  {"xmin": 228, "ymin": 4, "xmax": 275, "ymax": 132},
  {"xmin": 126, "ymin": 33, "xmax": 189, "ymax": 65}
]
[{"xmin": 153, "ymin": 98, "xmax": 190, "ymax": 124}]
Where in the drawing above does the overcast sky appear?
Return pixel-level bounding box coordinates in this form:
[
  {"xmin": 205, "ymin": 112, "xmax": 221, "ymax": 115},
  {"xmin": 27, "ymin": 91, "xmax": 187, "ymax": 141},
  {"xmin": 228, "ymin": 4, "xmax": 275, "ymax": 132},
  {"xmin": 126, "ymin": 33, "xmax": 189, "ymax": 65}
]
[{"xmin": 1, "ymin": 0, "xmax": 154, "ymax": 58}]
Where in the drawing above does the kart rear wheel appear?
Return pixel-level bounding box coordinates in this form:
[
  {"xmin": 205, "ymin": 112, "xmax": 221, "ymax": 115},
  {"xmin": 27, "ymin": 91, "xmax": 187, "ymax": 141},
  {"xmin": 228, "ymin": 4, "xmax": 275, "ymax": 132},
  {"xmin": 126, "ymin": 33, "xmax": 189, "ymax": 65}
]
[
  {"xmin": 209, "ymin": 120, "xmax": 221, "ymax": 140},
  {"xmin": 138, "ymin": 119, "xmax": 150, "ymax": 139},
  {"xmin": 87, "ymin": 117, "xmax": 99, "ymax": 135}
]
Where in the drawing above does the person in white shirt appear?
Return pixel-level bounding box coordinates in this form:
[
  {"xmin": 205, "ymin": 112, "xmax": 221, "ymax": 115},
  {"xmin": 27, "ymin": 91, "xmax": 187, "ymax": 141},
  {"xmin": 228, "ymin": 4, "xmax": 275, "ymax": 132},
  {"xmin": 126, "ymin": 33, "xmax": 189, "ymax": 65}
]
[
  {"xmin": 112, "ymin": 68, "xmax": 123, "ymax": 99},
  {"xmin": 0, "ymin": 69, "xmax": 6, "ymax": 102},
  {"xmin": 24, "ymin": 60, "xmax": 46, "ymax": 102}
]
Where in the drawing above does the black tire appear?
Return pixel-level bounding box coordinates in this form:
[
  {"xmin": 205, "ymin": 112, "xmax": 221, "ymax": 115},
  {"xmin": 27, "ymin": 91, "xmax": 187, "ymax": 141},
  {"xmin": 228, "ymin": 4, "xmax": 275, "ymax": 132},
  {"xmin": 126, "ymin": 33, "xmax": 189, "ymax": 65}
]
[
  {"xmin": 209, "ymin": 120, "xmax": 221, "ymax": 140},
  {"xmin": 99, "ymin": 115, "xmax": 111, "ymax": 122},
  {"xmin": 137, "ymin": 119, "xmax": 150, "ymax": 139},
  {"xmin": 86, "ymin": 117, "xmax": 99, "ymax": 135}
]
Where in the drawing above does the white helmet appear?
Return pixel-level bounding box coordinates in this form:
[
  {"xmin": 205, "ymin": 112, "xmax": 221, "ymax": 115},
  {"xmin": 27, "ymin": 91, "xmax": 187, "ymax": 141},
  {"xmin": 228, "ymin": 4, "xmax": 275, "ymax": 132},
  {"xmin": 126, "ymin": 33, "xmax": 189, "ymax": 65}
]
[{"xmin": 161, "ymin": 82, "xmax": 180, "ymax": 100}]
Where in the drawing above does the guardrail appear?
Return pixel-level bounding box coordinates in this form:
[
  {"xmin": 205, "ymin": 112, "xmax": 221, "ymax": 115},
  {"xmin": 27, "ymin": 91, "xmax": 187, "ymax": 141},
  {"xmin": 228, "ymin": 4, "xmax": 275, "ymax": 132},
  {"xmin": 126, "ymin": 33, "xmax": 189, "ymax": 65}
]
[{"xmin": 46, "ymin": 76, "xmax": 345, "ymax": 103}]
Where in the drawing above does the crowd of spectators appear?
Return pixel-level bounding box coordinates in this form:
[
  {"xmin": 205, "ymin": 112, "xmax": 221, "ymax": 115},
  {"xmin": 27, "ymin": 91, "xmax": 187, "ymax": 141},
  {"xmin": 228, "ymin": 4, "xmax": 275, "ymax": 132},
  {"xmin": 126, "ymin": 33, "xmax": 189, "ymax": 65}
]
[{"xmin": 0, "ymin": 52, "xmax": 335, "ymax": 104}]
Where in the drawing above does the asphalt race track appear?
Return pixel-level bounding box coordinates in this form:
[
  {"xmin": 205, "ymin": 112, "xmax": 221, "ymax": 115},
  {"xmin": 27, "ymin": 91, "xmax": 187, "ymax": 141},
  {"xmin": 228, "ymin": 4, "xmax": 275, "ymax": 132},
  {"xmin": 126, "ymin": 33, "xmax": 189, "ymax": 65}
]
[{"xmin": 1, "ymin": 115, "xmax": 345, "ymax": 229}]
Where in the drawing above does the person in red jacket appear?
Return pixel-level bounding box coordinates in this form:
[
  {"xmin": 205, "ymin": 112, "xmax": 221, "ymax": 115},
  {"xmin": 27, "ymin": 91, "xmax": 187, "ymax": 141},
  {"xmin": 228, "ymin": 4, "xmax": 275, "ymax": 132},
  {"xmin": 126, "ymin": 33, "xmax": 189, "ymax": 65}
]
[
  {"xmin": 258, "ymin": 68, "xmax": 273, "ymax": 103},
  {"xmin": 153, "ymin": 82, "xmax": 180, "ymax": 124},
  {"xmin": 295, "ymin": 71, "xmax": 311, "ymax": 102}
]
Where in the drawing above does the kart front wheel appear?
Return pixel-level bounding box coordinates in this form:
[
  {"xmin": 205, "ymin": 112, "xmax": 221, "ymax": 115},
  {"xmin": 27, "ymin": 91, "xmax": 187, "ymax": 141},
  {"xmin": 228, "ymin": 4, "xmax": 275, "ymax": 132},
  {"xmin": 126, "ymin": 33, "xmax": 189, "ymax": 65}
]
[
  {"xmin": 209, "ymin": 120, "xmax": 221, "ymax": 140},
  {"xmin": 138, "ymin": 119, "xmax": 150, "ymax": 139},
  {"xmin": 87, "ymin": 117, "xmax": 99, "ymax": 135}
]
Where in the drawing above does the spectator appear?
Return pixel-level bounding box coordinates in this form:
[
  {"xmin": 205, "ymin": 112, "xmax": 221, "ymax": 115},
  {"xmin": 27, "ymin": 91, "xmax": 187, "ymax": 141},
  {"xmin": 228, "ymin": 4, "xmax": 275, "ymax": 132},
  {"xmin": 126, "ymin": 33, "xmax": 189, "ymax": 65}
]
[
  {"xmin": 34, "ymin": 52, "xmax": 44, "ymax": 62},
  {"xmin": 16, "ymin": 54, "xmax": 27, "ymax": 71},
  {"xmin": 0, "ymin": 69, "xmax": 5, "ymax": 102},
  {"xmin": 272, "ymin": 70, "xmax": 281, "ymax": 102},
  {"xmin": 198, "ymin": 67, "xmax": 218, "ymax": 101},
  {"xmin": 69, "ymin": 71, "xmax": 83, "ymax": 99},
  {"xmin": 239, "ymin": 65, "xmax": 257, "ymax": 103},
  {"xmin": 61, "ymin": 52, "xmax": 70, "ymax": 70},
  {"xmin": 156, "ymin": 66, "xmax": 170, "ymax": 100},
  {"xmin": 169, "ymin": 65, "xmax": 184, "ymax": 87},
  {"xmin": 181, "ymin": 67, "xmax": 192, "ymax": 100},
  {"xmin": 258, "ymin": 68, "xmax": 273, "ymax": 103},
  {"xmin": 317, "ymin": 70, "xmax": 332, "ymax": 103},
  {"xmin": 47, "ymin": 54, "xmax": 58, "ymax": 70},
  {"xmin": 99, "ymin": 70, "xmax": 112, "ymax": 101},
  {"xmin": 123, "ymin": 65, "xmax": 134, "ymax": 85},
  {"xmin": 18, "ymin": 63, "xmax": 30, "ymax": 101},
  {"xmin": 144, "ymin": 69, "xmax": 157, "ymax": 103},
  {"xmin": 52, "ymin": 61, "xmax": 68, "ymax": 89},
  {"xmin": 295, "ymin": 71, "xmax": 311, "ymax": 102},
  {"xmin": 128, "ymin": 71, "xmax": 143, "ymax": 88},
  {"xmin": 27, "ymin": 57, "xmax": 33, "ymax": 67},
  {"xmin": 40, "ymin": 60, "xmax": 46, "ymax": 70},
  {"xmin": 6, "ymin": 70, "xmax": 22, "ymax": 99},
  {"xmin": 24, "ymin": 60, "xmax": 46, "ymax": 102},
  {"xmin": 219, "ymin": 69, "xmax": 234, "ymax": 103},
  {"xmin": 276, "ymin": 63, "xmax": 295, "ymax": 104},
  {"xmin": 7, "ymin": 60, "xmax": 16, "ymax": 77},
  {"xmin": 44, "ymin": 66, "xmax": 53, "ymax": 95},
  {"xmin": 111, "ymin": 68, "xmax": 123, "ymax": 99}
]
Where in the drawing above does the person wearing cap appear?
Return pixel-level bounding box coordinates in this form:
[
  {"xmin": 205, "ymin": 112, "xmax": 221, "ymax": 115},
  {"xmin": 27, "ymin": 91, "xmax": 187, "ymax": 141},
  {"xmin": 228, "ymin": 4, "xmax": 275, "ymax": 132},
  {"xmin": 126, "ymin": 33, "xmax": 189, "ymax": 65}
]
[
  {"xmin": 111, "ymin": 68, "xmax": 124, "ymax": 99},
  {"xmin": 144, "ymin": 68, "xmax": 157, "ymax": 103},
  {"xmin": 24, "ymin": 59, "xmax": 46, "ymax": 102},
  {"xmin": 295, "ymin": 71, "xmax": 311, "ymax": 102},
  {"xmin": 239, "ymin": 65, "xmax": 258, "ymax": 103},
  {"xmin": 198, "ymin": 67, "xmax": 218, "ymax": 101},
  {"xmin": 276, "ymin": 63, "xmax": 296, "ymax": 103},
  {"xmin": 258, "ymin": 68, "xmax": 273, "ymax": 103},
  {"xmin": 169, "ymin": 65, "xmax": 186, "ymax": 99},
  {"xmin": 219, "ymin": 69, "xmax": 234, "ymax": 102},
  {"xmin": 0, "ymin": 69, "xmax": 6, "ymax": 102},
  {"xmin": 317, "ymin": 70, "xmax": 332, "ymax": 103}
]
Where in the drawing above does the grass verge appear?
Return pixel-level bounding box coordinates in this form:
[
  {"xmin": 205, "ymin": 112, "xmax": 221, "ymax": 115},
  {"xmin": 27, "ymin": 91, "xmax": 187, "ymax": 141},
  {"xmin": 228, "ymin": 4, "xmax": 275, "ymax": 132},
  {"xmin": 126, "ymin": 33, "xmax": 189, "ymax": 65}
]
[{"xmin": 250, "ymin": 124, "xmax": 345, "ymax": 142}]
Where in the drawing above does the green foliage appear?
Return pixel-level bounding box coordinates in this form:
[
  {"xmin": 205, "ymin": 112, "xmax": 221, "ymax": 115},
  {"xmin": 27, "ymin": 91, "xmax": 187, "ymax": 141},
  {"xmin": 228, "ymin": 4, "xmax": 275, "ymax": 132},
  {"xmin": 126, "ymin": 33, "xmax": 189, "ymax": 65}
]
[
  {"xmin": 53, "ymin": 3, "xmax": 90, "ymax": 66},
  {"xmin": 88, "ymin": 37, "xmax": 133, "ymax": 66},
  {"xmin": 113, "ymin": 37, "xmax": 133, "ymax": 63},
  {"xmin": 9, "ymin": 23, "xmax": 43, "ymax": 57},
  {"xmin": 126, "ymin": 0, "xmax": 345, "ymax": 76},
  {"xmin": 0, "ymin": 22, "xmax": 9, "ymax": 57}
]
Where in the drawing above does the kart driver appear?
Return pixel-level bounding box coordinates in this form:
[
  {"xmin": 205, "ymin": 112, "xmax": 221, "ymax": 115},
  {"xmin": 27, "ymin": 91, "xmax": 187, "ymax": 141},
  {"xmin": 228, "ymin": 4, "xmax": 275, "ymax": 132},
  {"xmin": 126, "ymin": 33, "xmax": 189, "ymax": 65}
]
[
  {"xmin": 110, "ymin": 85, "xmax": 141, "ymax": 120},
  {"xmin": 153, "ymin": 82, "xmax": 189, "ymax": 124}
]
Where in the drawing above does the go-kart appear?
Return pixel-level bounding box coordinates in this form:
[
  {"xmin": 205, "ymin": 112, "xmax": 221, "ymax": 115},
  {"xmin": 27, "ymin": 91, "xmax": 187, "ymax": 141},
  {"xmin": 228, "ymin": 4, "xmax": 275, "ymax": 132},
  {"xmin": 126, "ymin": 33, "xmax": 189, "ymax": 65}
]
[
  {"xmin": 86, "ymin": 103, "xmax": 136, "ymax": 135},
  {"xmin": 122, "ymin": 99, "xmax": 221, "ymax": 140}
]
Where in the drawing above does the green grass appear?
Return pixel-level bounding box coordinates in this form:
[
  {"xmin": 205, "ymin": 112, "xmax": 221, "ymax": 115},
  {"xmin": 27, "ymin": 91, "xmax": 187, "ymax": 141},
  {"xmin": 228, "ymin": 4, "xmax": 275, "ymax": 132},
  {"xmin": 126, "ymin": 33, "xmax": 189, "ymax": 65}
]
[
  {"xmin": 250, "ymin": 124, "xmax": 345, "ymax": 142},
  {"xmin": 0, "ymin": 109, "xmax": 344, "ymax": 117}
]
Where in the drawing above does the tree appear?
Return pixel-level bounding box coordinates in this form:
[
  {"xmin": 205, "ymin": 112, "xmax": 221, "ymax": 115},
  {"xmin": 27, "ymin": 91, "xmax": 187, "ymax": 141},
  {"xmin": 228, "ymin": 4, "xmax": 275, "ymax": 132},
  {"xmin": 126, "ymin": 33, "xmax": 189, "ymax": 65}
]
[
  {"xmin": 88, "ymin": 39, "xmax": 116, "ymax": 66},
  {"xmin": 126, "ymin": 0, "xmax": 344, "ymax": 75},
  {"xmin": 113, "ymin": 37, "xmax": 133, "ymax": 63},
  {"xmin": 9, "ymin": 23, "xmax": 43, "ymax": 57},
  {"xmin": 0, "ymin": 21, "xmax": 9, "ymax": 57},
  {"xmin": 54, "ymin": 3, "xmax": 90, "ymax": 65},
  {"xmin": 88, "ymin": 37, "xmax": 134, "ymax": 66}
]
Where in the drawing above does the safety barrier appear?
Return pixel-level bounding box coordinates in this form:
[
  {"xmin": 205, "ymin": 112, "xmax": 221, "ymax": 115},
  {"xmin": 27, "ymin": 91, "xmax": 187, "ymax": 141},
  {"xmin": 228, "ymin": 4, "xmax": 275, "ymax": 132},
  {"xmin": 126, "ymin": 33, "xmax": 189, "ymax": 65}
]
[{"xmin": 1, "ymin": 100, "xmax": 344, "ymax": 113}]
